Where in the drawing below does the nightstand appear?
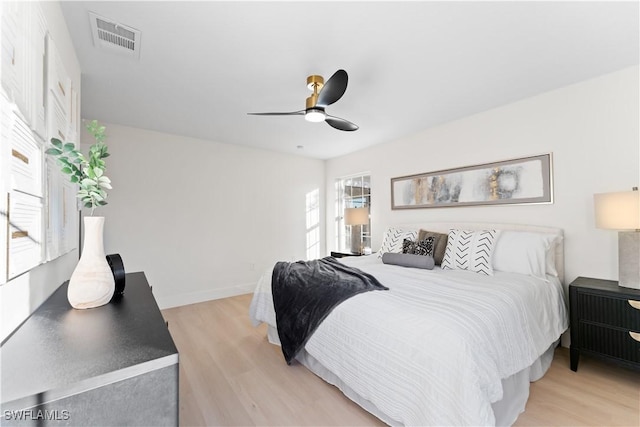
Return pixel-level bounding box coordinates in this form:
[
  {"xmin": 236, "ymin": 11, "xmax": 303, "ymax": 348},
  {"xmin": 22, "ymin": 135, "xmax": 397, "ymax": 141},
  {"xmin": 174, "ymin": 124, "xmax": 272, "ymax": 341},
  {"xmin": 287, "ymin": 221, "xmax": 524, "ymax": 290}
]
[
  {"xmin": 569, "ymin": 276, "xmax": 640, "ymax": 372},
  {"xmin": 330, "ymin": 251, "xmax": 363, "ymax": 258}
]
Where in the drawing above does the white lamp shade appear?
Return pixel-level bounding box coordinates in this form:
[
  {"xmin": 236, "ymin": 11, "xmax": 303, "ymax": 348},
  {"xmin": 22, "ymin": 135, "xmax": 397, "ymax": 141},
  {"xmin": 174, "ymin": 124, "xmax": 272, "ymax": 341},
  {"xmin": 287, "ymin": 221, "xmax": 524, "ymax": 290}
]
[
  {"xmin": 344, "ymin": 207, "xmax": 369, "ymax": 226},
  {"xmin": 594, "ymin": 190, "xmax": 640, "ymax": 230}
]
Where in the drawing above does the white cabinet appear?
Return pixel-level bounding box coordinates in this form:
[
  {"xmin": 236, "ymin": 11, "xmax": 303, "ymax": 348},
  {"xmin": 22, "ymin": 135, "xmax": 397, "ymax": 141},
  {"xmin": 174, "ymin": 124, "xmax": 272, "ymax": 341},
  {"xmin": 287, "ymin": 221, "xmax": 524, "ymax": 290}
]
[
  {"xmin": 1, "ymin": 2, "xmax": 47, "ymax": 136},
  {"xmin": 28, "ymin": 4, "xmax": 47, "ymax": 139},
  {"xmin": 44, "ymin": 35, "xmax": 77, "ymax": 263},
  {"xmin": 46, "ymin": 36, "xmax": 73, "ymax": 143},
  {"xmin": 5, "ymin": 108, "xmax": 44, "ymax": 280},
  {"xmin": 45, "ymin": 157, "xmax": 77, "ymax": 261},
  {"xmin": 0, "ymin": 92, "xmax": 11, "ymax": 283},
  {"xmin": 68, "ymin": 86, "xmax": 79, "ymax": 143},
  {"xmin": 0, "ymin": 3, "xmax": 79, "ymax": 284},
  {"xmin": 47, "ymin": 90, "xmax": 68, "ymax": 142},
  {"xmin": 7, "ymin": 191, "xmax": 43, "ymax": 279},
  {"xmin": 1, "ymin": 2, "xmax": 25, "ymax": 113},
  {"xmin": 9, "ymin": 111, "xmax": 42, "ymax": 197},
  {"xmin": 1, "ymin": 90, "xmax": 45, "ymax": 282},
  {"xmin": 46, "ymin": 36, "xmax": 70, "ymax": 124}
]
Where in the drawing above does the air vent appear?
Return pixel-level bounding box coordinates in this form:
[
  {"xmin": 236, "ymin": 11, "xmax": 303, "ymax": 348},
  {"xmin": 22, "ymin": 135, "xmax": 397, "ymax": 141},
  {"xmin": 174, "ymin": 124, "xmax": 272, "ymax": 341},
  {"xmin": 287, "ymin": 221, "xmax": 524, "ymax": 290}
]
[{"xmin": 89, "ymin": 12, "xmax": 141, "ymax": 59}]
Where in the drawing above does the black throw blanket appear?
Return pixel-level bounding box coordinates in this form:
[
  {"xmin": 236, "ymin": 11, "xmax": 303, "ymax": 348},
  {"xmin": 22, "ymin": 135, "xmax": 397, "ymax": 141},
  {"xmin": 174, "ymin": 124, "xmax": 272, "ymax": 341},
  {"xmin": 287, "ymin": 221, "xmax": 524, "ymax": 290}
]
[{"xmin": 272, "ymin": 256, "xmax": 388, "ymax": 364}]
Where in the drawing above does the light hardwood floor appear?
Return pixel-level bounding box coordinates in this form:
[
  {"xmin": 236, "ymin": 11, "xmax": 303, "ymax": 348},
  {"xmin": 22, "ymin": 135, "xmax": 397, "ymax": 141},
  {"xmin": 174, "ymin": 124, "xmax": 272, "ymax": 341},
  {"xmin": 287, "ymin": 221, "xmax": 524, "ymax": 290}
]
[{"xmin": 162, "ymin": 294, "xmax": 640, "ymax": 426}]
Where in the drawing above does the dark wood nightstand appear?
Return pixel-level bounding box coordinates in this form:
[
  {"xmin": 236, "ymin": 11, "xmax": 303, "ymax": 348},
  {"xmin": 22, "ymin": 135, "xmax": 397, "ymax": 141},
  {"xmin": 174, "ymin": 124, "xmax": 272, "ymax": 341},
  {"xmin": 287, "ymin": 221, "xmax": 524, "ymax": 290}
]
[
  {"xmin": 330, "ymin": 251, "xmax": 363, "ymax": 258},
  {"xmin": 569, "ymin": 276, "xmax": 640, "ymax": 372}
]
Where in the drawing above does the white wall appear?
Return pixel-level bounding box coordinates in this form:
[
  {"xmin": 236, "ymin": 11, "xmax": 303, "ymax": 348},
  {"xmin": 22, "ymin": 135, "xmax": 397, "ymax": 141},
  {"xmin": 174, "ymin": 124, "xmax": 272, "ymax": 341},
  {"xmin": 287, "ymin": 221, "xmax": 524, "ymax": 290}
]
[
  {"xmin": 85, "ymin": 123, "xmax": 325, "ymax": 308},
  {"xmin": 2, "ymin": 4, "xmax": 634, "ymax": 342},
  {"xmin": 1, "ymin": 1, "xmax": 81, "ymax": 342},
  {"xmin": 326, "ymin": 66, "xmax": 639, "ymax": 286}
]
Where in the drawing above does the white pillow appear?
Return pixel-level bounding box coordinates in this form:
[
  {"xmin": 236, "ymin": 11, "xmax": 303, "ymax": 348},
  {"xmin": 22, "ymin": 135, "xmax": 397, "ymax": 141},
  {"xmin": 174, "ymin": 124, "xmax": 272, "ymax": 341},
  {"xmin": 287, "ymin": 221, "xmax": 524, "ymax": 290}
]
[
  {"xmin": 378, "ymin": 227, "xmax": 419, "ymax": 258},
  {"xmin": 546, "ymin": 234, "xmax": 562, "ymax": 277},
  {"xmin": 441, "ymin": 229, "xmax": 499, "ymax": 275},
  {"xmin": 492, "ymin": 231, "xmax": 559, "ymax": 278}
]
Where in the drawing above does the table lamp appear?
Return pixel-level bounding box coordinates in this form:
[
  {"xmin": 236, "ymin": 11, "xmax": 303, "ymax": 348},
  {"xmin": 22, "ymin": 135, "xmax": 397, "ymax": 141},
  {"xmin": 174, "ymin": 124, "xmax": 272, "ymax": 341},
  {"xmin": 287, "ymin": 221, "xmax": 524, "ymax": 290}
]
[
  {"xmin": 594, "ymin": 187, "xmax": 640, "ymax": 289},
  {"xmin": 344, "ymin": 207, "xmax": 369, "ymax": 254}
]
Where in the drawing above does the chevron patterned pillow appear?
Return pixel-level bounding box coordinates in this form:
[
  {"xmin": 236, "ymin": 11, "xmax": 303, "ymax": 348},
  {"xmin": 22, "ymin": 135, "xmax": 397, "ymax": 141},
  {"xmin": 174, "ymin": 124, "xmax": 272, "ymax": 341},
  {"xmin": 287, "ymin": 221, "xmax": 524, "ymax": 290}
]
[
  {"xmin": 441, "ymin": 229, "xmax": 500, "ymax": 275},
  {"xmin": 378, "ymin": 227, "xmax": 419, "ymax": 258}
]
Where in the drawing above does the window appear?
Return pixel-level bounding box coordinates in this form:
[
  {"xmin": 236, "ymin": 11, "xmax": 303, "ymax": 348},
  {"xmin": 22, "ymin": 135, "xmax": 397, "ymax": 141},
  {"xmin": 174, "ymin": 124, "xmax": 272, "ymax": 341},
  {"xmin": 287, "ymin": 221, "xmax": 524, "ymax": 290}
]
[
  {"xmin": 335, "ymin": 173, "xmax": 371, "ymax": 253},
  {"xmin": 306, "ymin": 189, "xmax": 320, "ymax": 260}
]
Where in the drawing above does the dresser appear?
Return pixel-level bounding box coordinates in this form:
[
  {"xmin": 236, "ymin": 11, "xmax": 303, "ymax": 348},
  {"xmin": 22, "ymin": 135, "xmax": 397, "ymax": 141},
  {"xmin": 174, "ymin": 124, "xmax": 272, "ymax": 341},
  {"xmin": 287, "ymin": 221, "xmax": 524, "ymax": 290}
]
[
  {"xmin": 1, "ymin": 272, "xmax": 179, "ymax": 426},
  {"xmin": 569, "ymin": 276, "xmax": 640, "ymax": 372}
]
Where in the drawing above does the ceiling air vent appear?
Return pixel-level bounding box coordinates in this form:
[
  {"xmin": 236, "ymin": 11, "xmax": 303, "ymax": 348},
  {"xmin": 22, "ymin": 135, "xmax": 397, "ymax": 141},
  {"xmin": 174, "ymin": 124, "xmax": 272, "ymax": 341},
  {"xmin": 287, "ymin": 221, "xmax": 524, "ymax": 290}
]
[{"xmin": 89, "ymin": 12, "xmax": 141, "ymax": 59}]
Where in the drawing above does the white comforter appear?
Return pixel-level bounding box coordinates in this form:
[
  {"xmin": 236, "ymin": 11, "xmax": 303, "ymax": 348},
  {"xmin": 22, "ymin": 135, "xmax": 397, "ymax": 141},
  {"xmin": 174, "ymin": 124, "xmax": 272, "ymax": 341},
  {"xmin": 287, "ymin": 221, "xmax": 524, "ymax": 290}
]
[{"xmin": 249, "ymin": 256, "xmax": 568, "ymax": 426}]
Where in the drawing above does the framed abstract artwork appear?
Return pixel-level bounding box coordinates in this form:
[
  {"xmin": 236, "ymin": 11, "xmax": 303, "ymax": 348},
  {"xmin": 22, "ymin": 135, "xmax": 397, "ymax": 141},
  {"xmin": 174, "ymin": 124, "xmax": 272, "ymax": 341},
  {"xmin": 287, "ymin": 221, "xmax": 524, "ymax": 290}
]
[{"xmin": 391, "ymin": 153, "xmax": 553, "ymax": 209}]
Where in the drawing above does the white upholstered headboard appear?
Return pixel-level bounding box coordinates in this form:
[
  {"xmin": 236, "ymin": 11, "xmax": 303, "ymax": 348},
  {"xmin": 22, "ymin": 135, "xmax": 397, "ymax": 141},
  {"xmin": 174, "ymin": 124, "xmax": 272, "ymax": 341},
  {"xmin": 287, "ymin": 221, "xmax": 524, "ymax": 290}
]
[{"xmin": 396, "ymin": 222, "xmax": 565, "ymax": 284}]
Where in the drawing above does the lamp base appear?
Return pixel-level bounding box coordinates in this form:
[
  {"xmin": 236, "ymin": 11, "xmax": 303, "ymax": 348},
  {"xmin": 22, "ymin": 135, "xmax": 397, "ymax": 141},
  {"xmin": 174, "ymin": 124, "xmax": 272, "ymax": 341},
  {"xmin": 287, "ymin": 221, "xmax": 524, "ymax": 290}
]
[{"xmin": 619, "ymin": 230, "xmax": 640, "ymax": 289}]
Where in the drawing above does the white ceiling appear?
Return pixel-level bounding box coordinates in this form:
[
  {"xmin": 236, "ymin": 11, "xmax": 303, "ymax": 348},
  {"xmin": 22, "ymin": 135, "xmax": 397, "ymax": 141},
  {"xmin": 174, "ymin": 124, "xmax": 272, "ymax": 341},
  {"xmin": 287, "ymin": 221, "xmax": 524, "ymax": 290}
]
[{"xmin": 60, "ymin": 1, "xmax": 639, "ymax": 160}]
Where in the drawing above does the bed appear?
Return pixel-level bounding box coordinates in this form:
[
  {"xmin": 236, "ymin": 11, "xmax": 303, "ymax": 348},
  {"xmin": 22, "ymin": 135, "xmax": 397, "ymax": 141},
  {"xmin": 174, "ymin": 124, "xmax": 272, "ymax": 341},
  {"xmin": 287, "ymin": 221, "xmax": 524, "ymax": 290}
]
[{"xmin": 249, "ymin": 222, "xmax": 568, "ymax": 426}]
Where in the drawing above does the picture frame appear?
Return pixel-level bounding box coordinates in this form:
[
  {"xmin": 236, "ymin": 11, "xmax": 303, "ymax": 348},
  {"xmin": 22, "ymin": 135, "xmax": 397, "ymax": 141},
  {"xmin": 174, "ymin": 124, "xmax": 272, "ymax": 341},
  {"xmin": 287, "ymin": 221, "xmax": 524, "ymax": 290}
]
[{"xmin": 391, "ymin": 153, "xmax": 553, "ymax": 209}]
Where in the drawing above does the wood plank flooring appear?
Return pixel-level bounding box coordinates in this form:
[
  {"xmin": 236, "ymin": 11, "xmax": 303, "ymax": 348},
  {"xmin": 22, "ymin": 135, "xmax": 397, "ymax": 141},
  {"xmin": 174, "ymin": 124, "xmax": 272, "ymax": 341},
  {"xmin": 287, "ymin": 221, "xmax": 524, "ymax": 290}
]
[{"xmin": 162, "ymin": 294, "xmax": 640, "ymax": 426}]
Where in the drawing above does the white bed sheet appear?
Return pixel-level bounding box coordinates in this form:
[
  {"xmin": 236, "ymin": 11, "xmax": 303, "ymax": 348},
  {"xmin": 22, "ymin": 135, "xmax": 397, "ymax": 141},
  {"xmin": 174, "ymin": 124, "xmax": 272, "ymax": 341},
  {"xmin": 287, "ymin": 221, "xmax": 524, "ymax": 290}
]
[{"xmin": 249, "ymin": 255, "xmax": 568, "ymax": 426}]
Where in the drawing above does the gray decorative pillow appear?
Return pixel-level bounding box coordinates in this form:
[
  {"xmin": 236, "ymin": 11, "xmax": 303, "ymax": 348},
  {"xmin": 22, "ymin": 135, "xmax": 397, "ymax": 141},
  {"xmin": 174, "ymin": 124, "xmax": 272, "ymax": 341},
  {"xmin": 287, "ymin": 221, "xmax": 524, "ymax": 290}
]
[
  {"xmin": 418, "ymin": 230, "xmax": 449, "ymax": 265},
  {"xmin": 382, "ymin": 252, "xmax": 435, "ymax": 270}
]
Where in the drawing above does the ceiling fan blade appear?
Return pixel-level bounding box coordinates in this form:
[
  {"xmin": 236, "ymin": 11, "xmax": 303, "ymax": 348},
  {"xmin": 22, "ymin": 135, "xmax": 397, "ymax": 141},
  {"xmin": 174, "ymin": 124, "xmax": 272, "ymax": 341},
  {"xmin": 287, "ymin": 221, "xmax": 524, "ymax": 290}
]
[
  {"xmin": 316, "ymin": 70, "xmax": 348, "ymax": 108},
  {"xmin": 247, "ymin": 110, "xmax": 305, "ymax": 116},
  {"xmin": 325, "ymin": 115, "xmax": 358, "ymax": 131}
]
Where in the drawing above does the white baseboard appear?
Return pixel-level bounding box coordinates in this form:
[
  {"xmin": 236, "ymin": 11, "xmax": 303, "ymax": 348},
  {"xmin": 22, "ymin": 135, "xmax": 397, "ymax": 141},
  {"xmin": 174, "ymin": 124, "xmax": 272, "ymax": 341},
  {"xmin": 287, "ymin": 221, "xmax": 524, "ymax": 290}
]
[{"xmin": 155, "ymin": 282, "xmax": 256, "ymax": 310}]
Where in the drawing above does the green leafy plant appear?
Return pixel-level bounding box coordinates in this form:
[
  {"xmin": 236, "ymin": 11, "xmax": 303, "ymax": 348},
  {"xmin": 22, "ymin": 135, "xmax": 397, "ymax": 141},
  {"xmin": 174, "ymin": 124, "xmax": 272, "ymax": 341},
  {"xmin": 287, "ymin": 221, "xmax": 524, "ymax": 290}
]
[{"xmin": 45, "ymin": 120, "xmax": 112, "ymax": 215}]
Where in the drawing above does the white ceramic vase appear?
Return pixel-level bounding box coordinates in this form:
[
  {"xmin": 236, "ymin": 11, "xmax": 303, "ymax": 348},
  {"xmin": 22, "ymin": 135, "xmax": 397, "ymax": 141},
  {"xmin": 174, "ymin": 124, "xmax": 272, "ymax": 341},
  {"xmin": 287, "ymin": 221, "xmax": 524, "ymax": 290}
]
[{"xmin": 68, "ymin": 216, "xmax": 115, "ymax": 309}]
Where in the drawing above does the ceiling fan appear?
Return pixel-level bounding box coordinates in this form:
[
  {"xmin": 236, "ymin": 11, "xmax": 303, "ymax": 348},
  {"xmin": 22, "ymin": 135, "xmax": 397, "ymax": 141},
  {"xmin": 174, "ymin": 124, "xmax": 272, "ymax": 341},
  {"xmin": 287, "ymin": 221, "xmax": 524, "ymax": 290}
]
[{"xmin": 248, "ymin": 69, "xmax": 358, "ymax": 131}]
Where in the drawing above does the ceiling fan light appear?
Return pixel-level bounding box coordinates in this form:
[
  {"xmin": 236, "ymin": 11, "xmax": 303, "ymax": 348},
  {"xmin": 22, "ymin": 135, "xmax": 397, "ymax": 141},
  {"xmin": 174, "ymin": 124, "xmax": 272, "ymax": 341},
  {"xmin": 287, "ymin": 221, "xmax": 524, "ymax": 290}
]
[
  {"xmin": 305, "ymin": 109, "xmax": 326, "ymax": 123},
  {"xmin": 304, "ymin": 108, "xmax": 327, "ymax": 123}
]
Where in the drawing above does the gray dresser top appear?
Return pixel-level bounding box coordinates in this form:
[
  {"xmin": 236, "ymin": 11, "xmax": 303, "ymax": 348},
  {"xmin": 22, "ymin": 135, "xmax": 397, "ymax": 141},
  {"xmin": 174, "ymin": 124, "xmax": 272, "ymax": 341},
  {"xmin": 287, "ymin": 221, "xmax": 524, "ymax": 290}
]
[{"xmin": 1, "ymin": 272, "xmax": 178, "ymax": 408}]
